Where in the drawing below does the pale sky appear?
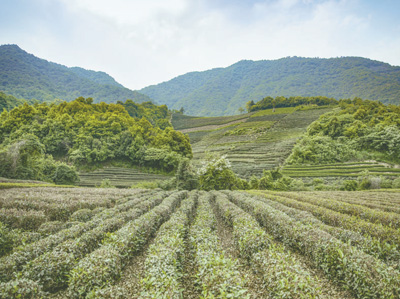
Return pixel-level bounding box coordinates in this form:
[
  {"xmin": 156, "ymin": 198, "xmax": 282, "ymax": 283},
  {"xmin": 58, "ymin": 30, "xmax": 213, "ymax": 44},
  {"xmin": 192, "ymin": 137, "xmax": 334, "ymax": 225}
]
[{"xmin": 1, "ymin": 0, "xmax": 400, "ymax": 90}]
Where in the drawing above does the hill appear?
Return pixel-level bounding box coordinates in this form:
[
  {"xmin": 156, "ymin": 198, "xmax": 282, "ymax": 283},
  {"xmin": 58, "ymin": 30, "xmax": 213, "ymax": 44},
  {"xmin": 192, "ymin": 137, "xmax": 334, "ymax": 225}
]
[
  {"xmin": 172, "ymin": 105, "xmax": 333, "ymax": 178},
  {"xmin": 0, "ymin": 98, "xmax": 191, "ymax": 184},
  {"xmin": 0, "ymin": 44, "xmax": 151, "ymax": 103},
  {"xmin": 140, "ymin": 57, "xmax": 400, "ymax": 116}
]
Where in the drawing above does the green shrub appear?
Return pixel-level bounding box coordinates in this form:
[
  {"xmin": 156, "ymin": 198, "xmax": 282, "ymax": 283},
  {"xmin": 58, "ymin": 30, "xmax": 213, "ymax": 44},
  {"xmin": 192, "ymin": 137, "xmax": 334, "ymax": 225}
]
[
  {"xmin": 359, "ymin": 177, "xmax": 372, "ymax": 190},
  {"xmin": 99, "ymin": 179, "xmax": 115, "ymax": 188},
  {"xmin": 53, "ymin": 163, "xmax": 79, "ymax": 185},
  {"xmin": 198, "ymin": 154, "xmax": 243, "ymax": 190},
  {"xmin": 70, "ymin": 209, "xmax": 95, "ymax": 222},
  {"xmin": 37, "ymin": 221, "xmax": 66, "ymax": 235},
  {"xmin": 288, "ymin": 179, "xmax": 305, "ymax": 191},
  {"xmin": 0, "ymin": 278, "xmax": 47, "ymax": 298},
  {"xmin": 380, "ymin": 177, "xmax": 392, "ymax": 189},
  {"xmin": 392, "ymin": 178, "xmax": 400, "ymax": 189},
  {"xmin": 249, "ymin": 175, "xmax": 259, "ymax": 189},
  {"xmin": 342, "ymin": 180, "xmax": 358, "ymax": 191},
  {"xmin": 0, "ymin": 222, "xmax": 15, "ymax": 257}
]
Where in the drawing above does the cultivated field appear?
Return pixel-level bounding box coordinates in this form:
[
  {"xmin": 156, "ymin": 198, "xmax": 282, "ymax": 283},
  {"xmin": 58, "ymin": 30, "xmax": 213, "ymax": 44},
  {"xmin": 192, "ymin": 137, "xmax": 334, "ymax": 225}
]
[
  {"xmin": 1, "ymin": 187, "xmax": 399, "ymax": 298},
  {"xmin": 283, "ymin": 162, "xmax": 400, "ymax": 178},
  {"xmin": 78, "ymin": 167, "xmax": 171, "ymax": 188},
  {"xmin": 174, "ymin": 107, "xmax": 334, "ymax": 178}
]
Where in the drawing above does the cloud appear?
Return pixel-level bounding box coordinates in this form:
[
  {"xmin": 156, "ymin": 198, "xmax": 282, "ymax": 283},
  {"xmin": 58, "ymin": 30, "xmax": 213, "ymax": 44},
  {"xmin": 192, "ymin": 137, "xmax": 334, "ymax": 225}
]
[{"xmin": 1, "ymin": 0, "xmax": 400, "ymax": 90}]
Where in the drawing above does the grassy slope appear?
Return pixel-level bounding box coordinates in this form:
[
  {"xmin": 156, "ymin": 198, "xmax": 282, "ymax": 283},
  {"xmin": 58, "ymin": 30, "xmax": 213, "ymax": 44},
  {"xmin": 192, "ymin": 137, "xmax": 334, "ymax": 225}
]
[{"xmin": 173, "ymin": 106, "xmax": 334, "ymax": 178}]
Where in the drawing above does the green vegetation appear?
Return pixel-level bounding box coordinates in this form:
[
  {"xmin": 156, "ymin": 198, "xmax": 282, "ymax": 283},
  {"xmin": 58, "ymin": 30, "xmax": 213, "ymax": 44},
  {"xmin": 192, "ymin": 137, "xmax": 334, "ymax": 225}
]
[
  {"xmin": 176, "ymin": 106, "xmax": 333, "ymax": 179},
  {"xmin": 140, "ymin": 57, "xmax": 400, "ymax": 116},
  {"xmin": 247, "ymin": 95, "xmax": 337, "ymax": 112},
  {"xmin": 78, "ymin": 167, "xmax": 171, "ymax": 188},
  {"xmin": 2, "ymin": 188, "xmax": 399, "ymax": 298},
  {"xmin": 118, "ymin": 100, "xmax": 171, "ymax": 129},
  {"xmin": 171, "ymin": 112, "xmax": 251, "ymax": 130},
  {"xmin": 0, "ymin": 92, "xmax": 34, "ymax": 112},
  {"xmin": 287, "ymin": 98, "xmax": 400, "ymax": 165},
  {"xmin": 0, "ymin": 97, "xmax": 191, "ymax": 184},
  {"xmin": 0, "ymin": 45, "xmax": 151, "ymax": 103}
]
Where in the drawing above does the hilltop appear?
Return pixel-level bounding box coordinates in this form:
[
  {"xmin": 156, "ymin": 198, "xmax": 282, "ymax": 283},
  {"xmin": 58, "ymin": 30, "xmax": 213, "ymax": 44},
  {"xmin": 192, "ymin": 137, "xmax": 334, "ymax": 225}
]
[
  {"xmin": 0, "ymin": 44, "xmax": 151, "ymax": 103},
  {"xmin": 140, "ymin": 57, "xmax": 400, "ymax": 116}
]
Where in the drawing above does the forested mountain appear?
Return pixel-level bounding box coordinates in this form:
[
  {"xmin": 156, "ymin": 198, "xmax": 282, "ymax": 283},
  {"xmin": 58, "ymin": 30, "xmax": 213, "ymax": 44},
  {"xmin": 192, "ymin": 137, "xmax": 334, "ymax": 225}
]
[
  {"xmin": 0, "ymin": 44, "xmax": 151, "ymax": 103},
  {"xmin": 140, "ymin": 57, "xmax": 400, "ymax": 116},
  {"xmin": 0, "ymin": 91, "xmax": 35, "ymax": 111}
]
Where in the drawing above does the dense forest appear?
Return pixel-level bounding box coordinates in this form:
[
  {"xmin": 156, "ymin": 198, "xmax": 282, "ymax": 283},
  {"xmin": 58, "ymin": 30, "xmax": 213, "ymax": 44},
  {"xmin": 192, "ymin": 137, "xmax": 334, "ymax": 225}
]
[
  {"xmin": 0, "ymin": 98, "xmax": 191, "ymax": 183},
  {"xmin": 0, "ymin": 91, "xmax": 34, "ymax": 111},
  {"xmin": 117, "ymin": 100, "xmax": 171, "ymax": 129},
  {"xmin": 247, "ymin": 96, "xmax": 338, "ymax": 112},
  {"xmin": 0, "ymin": 45, "xmax": 151, "ymax": 103},
  {"xmin": 287, "ymin": 98, "xmax": 400, "ymax": 165},
  {"xmin": 140, "ymin": 57, "xmax": 400, "ymax": 116}
]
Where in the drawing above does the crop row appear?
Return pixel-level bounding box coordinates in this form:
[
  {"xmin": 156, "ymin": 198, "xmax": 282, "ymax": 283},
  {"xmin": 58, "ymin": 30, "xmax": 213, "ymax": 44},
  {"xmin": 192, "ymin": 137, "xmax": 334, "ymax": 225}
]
[
  {"xmin": 0, "ymin": 191, "xmax": 161, "ymax": 282},
  {"xmin": 190, "ymin": 193, "xmax": 247, "ymax": 298},
  {"xmin": 19, "ymin": 191, "xmax": 169, "ymax": 293},
  {"xmin": 214, "ymin": 192, "xmax": 323, "ymax": 298},
  {"xmin": 0, "ymin": 187, "xmax": 141, "ymax": 210},
  {"xmin": 262, "ymin": 191, "xmax": 400, "ymax": 246},
  {"xmin": 141, "ymin": 192, "xmax": 198, "ymax": 298},
  {"xmin": 256, "ymin": 193, "xmax": 400, "ymax": 264},
  {"xmin": 67, "ymin": 191, "xmax": 187, "ymax": 298},
  {"xmin": 279, "ymin": 191, "xmax": 400, "ymax": 229},
  {"xmin": 0, "ymin": 189, "xmax": 149, "ymax": 231},
  {"xmin": 230, "ymin": 191, "xmax": 400, "ymax": 299},
  {"xmin": 282, "ymin": 170, "xmax": 400, "ymax": 177},
  {"xmin": 327, "ymin": 197, "xmax": 400, "ymax": 214},
  {"xmin": 312, "ymin": 191, "xmax": 400, "ymax": 207}
]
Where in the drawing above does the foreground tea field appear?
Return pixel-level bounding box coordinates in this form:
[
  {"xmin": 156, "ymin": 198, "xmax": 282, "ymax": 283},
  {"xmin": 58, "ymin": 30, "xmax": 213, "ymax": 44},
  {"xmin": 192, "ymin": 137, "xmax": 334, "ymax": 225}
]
[{"xmin": 1, "ymin": 188, "xmax": 400, "ymax": 298}]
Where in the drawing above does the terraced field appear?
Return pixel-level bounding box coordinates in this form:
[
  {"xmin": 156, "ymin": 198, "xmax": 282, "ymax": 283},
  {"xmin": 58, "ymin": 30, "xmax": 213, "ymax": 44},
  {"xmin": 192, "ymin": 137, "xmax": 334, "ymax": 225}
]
[
  {"xmin": 1, "ymin": 187, "xmax": 399, "ymax": 298},
  {"xmin": 78, "ymin": 167, "xmax": 171, "ymax": 188},
  {"xmin": 173, "ymin": 107, "xmax": 334, "ymax": 178},
  {"xmin": 283, "ymin": 162, "xmax": 400, "ymax": 178}
]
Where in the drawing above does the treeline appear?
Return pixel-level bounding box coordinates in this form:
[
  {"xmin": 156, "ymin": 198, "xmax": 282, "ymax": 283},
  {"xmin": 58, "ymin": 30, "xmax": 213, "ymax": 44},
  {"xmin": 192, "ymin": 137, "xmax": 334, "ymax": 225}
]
[
  {"xmin": 0, "ymin": 92, "xmax": 36, "ymax": 112},
  {"xmin": 0, "ymin": 97, "xmax": 191, "ymax": 183},
  {"xmin": 117, "ymin": 100, "xmax": 170, "ymax": 129},
  {"xmin": 287, "ymin": 98, "xmax": 400, "ymax": 164},
  {"xmin": 247, "ymin": 96, "xmax": 338, "ymax": 112}
]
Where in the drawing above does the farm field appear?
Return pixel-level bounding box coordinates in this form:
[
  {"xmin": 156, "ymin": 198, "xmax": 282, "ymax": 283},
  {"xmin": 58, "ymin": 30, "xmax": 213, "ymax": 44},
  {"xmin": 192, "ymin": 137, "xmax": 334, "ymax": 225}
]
[
  {"xmin": 1, "ymin": 187, "xmax": 400, "ymax": 298},
  {"xmin": 283, "ymin": 161, "xmax": 400, "ymax": 178},
  {"xmin": 173, "ymin": 106, "xmax": 334, "ymax": 178},
  {"xmin": 78, "ymin": 167, "xmax": 171, "ymax": 188}
]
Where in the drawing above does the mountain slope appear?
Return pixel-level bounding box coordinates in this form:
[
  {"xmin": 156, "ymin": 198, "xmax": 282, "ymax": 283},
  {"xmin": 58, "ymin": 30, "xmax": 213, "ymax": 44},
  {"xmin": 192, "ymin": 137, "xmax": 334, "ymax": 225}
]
[
  {"xmin": 140, "ymin": 57, "xmax": 400, "ymax": 116},
  {"xmin": 0, "ymin": 44, "xmax": 151, "ymax": 103},
  {"xmin": 172, "ymin": 105, "xmax": 333, "ymax": 178}
]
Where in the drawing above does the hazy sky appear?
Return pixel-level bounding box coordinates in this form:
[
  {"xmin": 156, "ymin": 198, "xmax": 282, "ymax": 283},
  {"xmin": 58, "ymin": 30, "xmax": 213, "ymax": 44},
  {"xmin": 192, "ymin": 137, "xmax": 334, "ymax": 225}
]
[{"xmin": 1, "ymin": 0, "xmax": 400, "ymax": 90}]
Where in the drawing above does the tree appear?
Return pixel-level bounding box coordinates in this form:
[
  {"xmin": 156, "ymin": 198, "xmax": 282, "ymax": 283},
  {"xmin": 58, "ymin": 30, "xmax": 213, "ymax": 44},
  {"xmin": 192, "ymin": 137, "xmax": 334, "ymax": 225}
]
[
  {"xmin": 198, "ymin": 154, "xmax": 242, "ymax": 190},
  {"xmin": 246, "ymin": 100, "xmax": 255, "ymax": 112},
  {"xmin": 53, "ymin": 163, "xmax": 79, "ymax": 185},
  {"xmin": 238, "ymin": 107, "xmax": 245, "ymax": 114}
]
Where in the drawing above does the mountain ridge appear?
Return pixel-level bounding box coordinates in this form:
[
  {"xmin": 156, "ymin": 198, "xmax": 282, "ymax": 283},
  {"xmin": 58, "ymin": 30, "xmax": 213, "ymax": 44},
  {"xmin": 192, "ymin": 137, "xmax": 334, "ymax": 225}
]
[
  {"xmin": 140, "ymin": 56, "xmax": 400, "ymax": 116},
  {"xmin": 0, "ymin": 44, "xmax": 151, "ymax": 104}
]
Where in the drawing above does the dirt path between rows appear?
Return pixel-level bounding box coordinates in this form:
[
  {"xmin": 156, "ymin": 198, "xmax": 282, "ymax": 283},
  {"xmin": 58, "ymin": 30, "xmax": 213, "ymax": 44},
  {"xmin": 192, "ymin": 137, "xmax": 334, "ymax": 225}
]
[{"xmin": 211, "ymin": 198, "xmax": 271, "ymax": 299}]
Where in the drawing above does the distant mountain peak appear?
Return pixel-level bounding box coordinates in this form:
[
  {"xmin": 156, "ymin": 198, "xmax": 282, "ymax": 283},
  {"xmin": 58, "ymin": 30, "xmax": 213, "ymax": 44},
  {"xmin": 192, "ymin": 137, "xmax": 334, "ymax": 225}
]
[
  {"xmin": 140, "ymin": 56, "xmax": 400, "ymax": 116},
  {"xmin": 0, "ymin": 44, "xmax": 152, "ymax": 104}
]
